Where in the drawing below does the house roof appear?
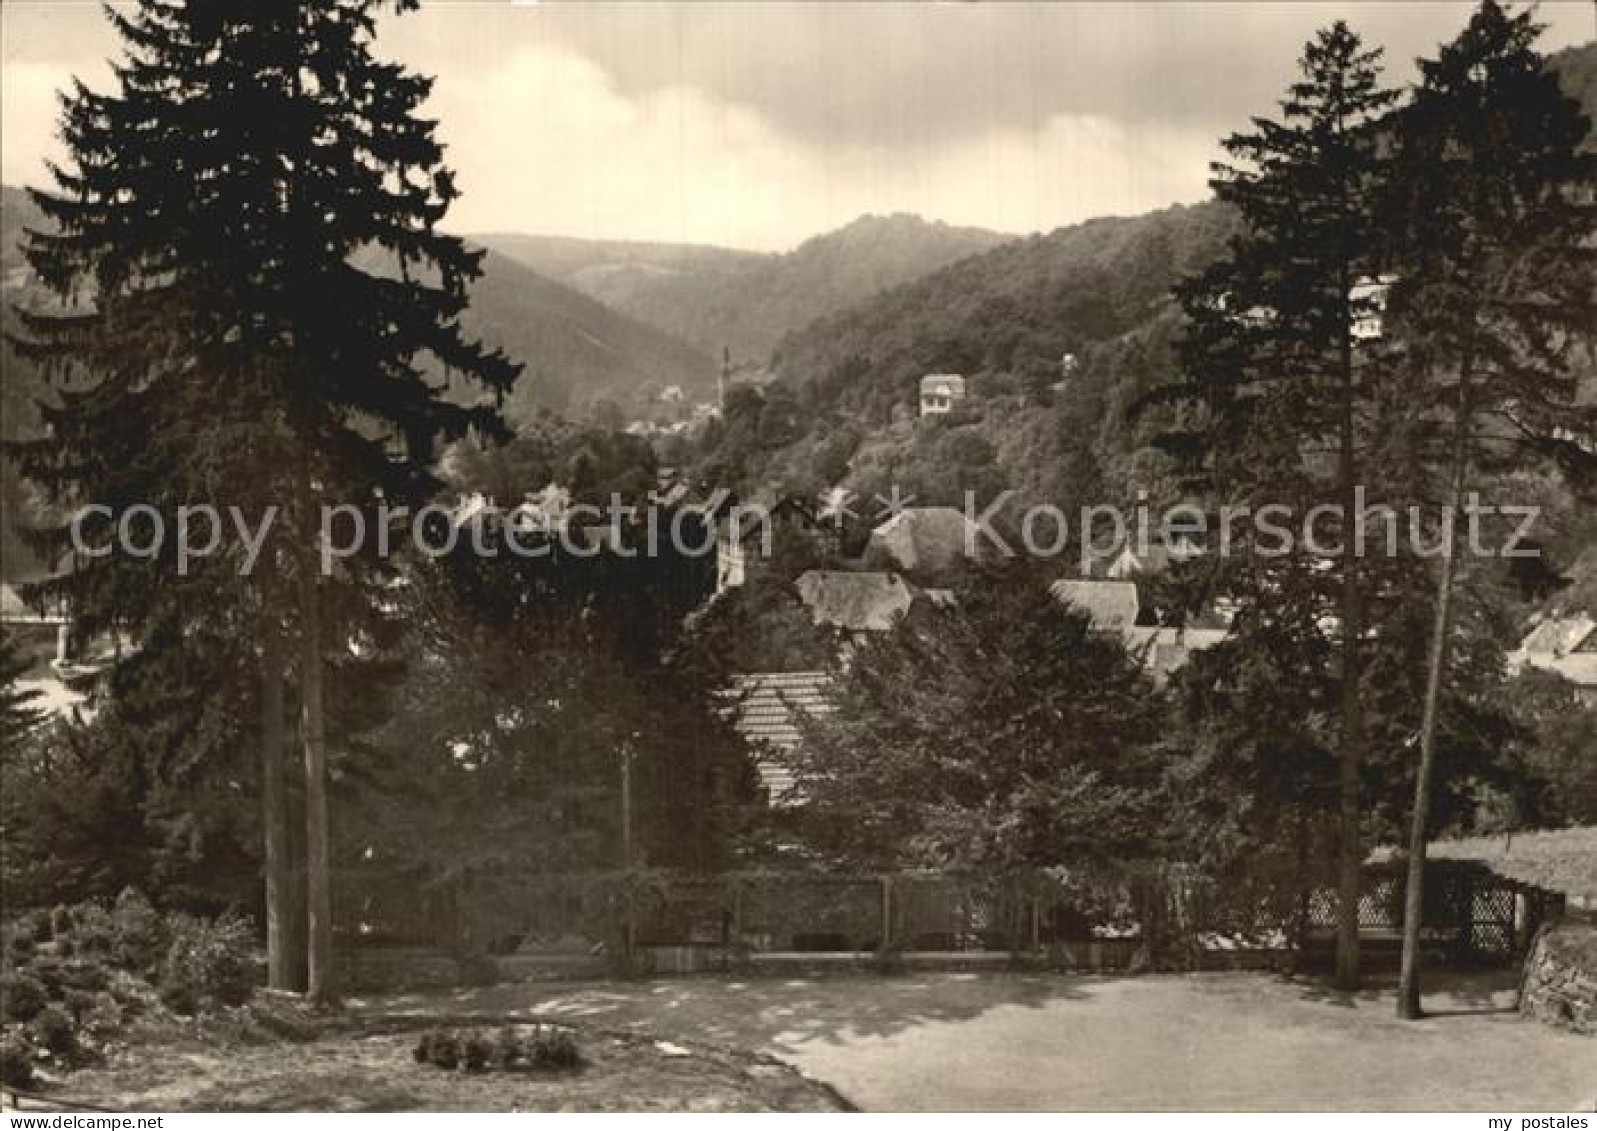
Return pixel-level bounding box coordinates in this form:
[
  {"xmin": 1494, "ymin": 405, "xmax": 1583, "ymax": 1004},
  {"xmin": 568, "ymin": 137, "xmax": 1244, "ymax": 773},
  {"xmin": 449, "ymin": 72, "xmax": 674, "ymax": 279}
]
[
  {"xmin": 0, "ymin": 583, "xmax": 67, "ymax": 625},
  {"xmin": 1513, "ymin": 614, "xmax": 1597, "ymax": 688},
  {"xmin": 865, "ymin": 507, "xmax": 980, "ymax": 574},
  {"xmin": 1425, "ymin": 826, "xmax": 1597, "ymax": 905},
  {"xmin": 1049, "ymin": 579, "xmax": 1141, "ymax": 631},
  {"xmin": 1086, "ymin": 536, "xmax": 1203, "ymax": 579},
  {"xmin": 725, "ymin": 671, "xmax": 836, "ymax": 801},
  {"xmin": 1518, "ymin": 614, "xmax": 1596, "ymax": 657},
  {"xmin": 1124, "ymin": 625, "xmax": 1229, "ymax": 682},
  {"xmin": 1, "ymin": 583, "xmax": 30, "ymax": 619},
  {"xmin": 795, "ymin": 570, "xmax": 917, "ymax": 633},
  {"xmin": 920, "ymin": 373, "xmax": 966, "ymax": 395}
]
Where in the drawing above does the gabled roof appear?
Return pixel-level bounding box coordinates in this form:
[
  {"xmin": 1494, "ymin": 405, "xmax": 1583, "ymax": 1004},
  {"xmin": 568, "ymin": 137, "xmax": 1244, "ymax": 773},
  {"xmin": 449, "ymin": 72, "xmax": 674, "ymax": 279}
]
[
  {"xmin": 725, "ymin": 671, "xmax": 836, "ymax": 801},
  {"xmin": 1124, "ymin": 625, "xmax": 1229, "ymax": 682},
  {"xmin": 1086, "ymin": 536, "xmax": 1203, "ymax": 579},
  {"xmin": 0, "ymin": 583, "xmax": 67, "ymax": 625},
  {"xmin": 1514, "ymin": 614, "xmax": 1597, "ymax": 688},
  {"xmin": 795, "ymin": 570, "xmax": 917, "ymax": 632},
  {"xmin": 1518, "ymin": 614, "xmax": 1596, "ymax": 657},
  {"xmin": 865, "ymin": 507, "xmax": 980, "ymax": 574},
  {"xmin": 1, "ymin": 583, "xmax": 30, "ymax": 619},
  {"xmin": 1049, "ymin": 579, "xmax": 1140, "ymax": 631}
]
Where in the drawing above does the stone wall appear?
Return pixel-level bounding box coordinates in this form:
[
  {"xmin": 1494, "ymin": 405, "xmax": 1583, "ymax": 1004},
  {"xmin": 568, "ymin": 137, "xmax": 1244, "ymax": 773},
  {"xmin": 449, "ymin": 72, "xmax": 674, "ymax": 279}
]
[{"xmin": 1519, "ymin": 920, "xmax": 1597, "ymax": 1035}]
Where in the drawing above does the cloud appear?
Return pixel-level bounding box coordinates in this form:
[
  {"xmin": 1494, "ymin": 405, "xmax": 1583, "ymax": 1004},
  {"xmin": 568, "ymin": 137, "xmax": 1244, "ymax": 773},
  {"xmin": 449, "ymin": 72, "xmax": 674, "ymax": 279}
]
[
  {"xmin": 426, "ymin": 44, "xmax": 814, "ymax": 248},
  {"xmin": 1, "ymin": 43, "xmax": 115, "ymax": 192},
  {"xmin": 2, "ymin": 61, "xmax": 68, "ymax": 188},
  {"xmin": 4, "ymin": 2, "xmax": 1591, "ymax": 250},
  {"xmin": 424, "ymin": 41, "xmax": 1216, "ymax": 249}
]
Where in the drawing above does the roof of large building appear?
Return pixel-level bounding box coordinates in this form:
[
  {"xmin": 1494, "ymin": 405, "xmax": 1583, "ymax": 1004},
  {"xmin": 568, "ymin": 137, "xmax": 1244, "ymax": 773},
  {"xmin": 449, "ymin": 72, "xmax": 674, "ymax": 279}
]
[
  {"xmin": 795, "ymin": 570, "xmax": 918, "ymax": 633},
  {"xmin": 865, "ymin": 507, "xmax": 980, "ymax": 574},
  {"xmin": 1049, "ymin": 579, "xmax": 1141, "ymax": 631},
  {"xmin": 725, "ymin": 671, "xmax": 835, "ymax": 801}
]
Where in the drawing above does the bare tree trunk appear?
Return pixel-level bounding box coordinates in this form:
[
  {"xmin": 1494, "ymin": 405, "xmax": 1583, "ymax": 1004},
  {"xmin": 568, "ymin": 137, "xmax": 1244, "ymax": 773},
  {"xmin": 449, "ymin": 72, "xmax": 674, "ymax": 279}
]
[
  {"xmin": 1334, "ymin": 278, "xmax": 1365, "ymax": 992},
  {"xmin": 296, "ymin": 482, "xmax": 334, "ymax": 1004},
  {"xmin": 1398, "ymin": 346, "xmax": 1475, "ymax": 1020},
  {"xmin": 1334, "ymin": 529, "xmax": 1366, "ymax": 991},
  {"xmin": 259, "ymin": 640, "xmax": 299, "ymax": 991}
]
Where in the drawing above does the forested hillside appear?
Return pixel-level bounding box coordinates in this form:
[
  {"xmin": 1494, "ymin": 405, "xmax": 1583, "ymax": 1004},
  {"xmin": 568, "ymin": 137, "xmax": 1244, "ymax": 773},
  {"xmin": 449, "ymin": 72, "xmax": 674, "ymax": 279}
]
[
  {"xmin": 768, "ymin": 201, "xmax": 1237, "ymax": 420},
  {"xmin": 481, "ymin": 213, "xmax": 1007, "ymax": 361},
  {"xmin": 682, "ymin": 201, "xmax": 1240, "ymax": 528},
  {"xmin": 450, "ymin": 249, "xmax": 714, "ymax": 420}
]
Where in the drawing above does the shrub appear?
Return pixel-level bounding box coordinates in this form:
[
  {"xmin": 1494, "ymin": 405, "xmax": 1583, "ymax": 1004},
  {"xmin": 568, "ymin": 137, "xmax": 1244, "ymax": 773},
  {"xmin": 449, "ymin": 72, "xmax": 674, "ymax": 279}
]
[
  {"xmin": 411, "ymin": 1030, "xmax": 433, "ymax": 1064},
  {"xmin": 53, "ymin": 960, "xmax": 110, "ymax": 995},
  {"xmin": 61, "ymin": 988, "xmax": 97, "ymax": 1022},
  {"xmin": 157, "ymin": 912, "xmax": 256, "ymax": 1014},
  {"xmin": 414, "ymin": 1025, "xmax": 581, "ymax": 1073},
  {"xmin": 31, "ymin": 1003, "xmax": 77, "ymax": 1055},
  {"xmin": 462, "ymin": 1033, "xmax": 494, "ymax": 1072},
  {"xmin": 66, "ymin": 891, "xmax": 164, "ymax": 973},
  {"xmin": 1, "ymin": 972, "xmax": 49, "ymax": 1023},
  {"xmin": 25, "ymin": 956, "xmax": 66, "ymax": 997},
  {"xmin": 414, "ymin": 1029, "xmax": 462, "ymax": 1070},
  {"xmin": 528, "ymin": 1026, "xmax": 580, "ymax": 1070},
  {"xmin": 77, "ymin": 991, "xmax": 125, "ymax": 1038},
  {"xmin": 108, "ymin": 890, "xmax": 163, "ymax": 971},
  {"xmin": 0, "ymin": 1032, "xmax": 35, "ymax": 1088},
  {"xmin": 494, "ymin": 1026, "xmax": 521, "ymax": 1069}
]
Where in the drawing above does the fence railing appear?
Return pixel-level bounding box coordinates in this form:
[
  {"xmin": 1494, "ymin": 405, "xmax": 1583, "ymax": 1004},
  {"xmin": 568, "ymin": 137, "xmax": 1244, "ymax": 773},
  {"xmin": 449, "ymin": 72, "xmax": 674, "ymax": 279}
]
[{"xmin": 334, "ymin": 859, "xmax": 1559, "ymax": 966}]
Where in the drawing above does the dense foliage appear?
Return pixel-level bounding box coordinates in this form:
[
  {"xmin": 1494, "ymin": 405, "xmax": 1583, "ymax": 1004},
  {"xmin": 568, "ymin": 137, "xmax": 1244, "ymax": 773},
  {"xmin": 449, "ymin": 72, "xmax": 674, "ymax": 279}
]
[
  {"xmin": 0, "ymin": 891, "xmax": 259, "ymax": 1086},
  {"xmin": 786, "ymin": 565, "xmax": 1163, "ymax": 873}
]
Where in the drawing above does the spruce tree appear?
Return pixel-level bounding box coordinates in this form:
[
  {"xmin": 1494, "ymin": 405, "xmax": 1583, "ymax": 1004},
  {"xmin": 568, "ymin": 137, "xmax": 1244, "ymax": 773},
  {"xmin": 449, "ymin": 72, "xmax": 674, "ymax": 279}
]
[
  {"xmin": 1169, "ymin": 22, "xmax": 1397, "ymax": 990},
  {"xmin": 1386, "ymin": 0, "xmax": 1596, "ymax": 1019},
  {"xmin": 10, "ymin": 0, "xmax": 517, "ymax": 1001}
]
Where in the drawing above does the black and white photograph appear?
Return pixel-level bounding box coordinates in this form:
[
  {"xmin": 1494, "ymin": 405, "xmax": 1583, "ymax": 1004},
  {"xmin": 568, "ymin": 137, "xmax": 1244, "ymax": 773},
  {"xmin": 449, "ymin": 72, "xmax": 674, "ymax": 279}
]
[{"xmin": 0, "ymin": 0, "xmax": 1594, "ymax": 1116}]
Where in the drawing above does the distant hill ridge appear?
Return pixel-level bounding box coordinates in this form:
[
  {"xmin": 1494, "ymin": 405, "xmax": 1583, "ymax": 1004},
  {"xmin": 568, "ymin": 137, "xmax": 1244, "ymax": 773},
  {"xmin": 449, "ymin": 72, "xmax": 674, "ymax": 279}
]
[{"xmin": 476, "ymin": 212, "xmax": 1009, "ymax": 362}]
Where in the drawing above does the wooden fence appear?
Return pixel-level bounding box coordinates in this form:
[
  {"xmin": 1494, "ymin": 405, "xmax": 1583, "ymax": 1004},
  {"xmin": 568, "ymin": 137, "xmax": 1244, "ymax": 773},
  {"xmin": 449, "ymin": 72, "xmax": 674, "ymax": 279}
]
[{"xmin": 334, "ymin": 858, "xmax": 1559, "ymax": 971}]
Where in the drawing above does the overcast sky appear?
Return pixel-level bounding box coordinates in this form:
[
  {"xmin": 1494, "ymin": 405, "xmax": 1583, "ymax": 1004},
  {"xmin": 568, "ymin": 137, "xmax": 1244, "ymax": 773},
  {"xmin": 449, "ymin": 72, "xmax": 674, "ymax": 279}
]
[{"xmin": 2, "ymin": 2, "xmax": 1592, "ymax": 251}]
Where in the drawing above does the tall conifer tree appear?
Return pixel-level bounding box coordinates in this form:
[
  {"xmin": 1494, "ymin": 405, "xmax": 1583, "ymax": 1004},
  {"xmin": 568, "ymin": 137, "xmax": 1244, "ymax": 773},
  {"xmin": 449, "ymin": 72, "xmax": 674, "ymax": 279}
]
[
  {"xmin": 11, "ymin": 0, "xmax": 517, "ymax": 1000},
  {"xmin": 1387, "ymin": 0, "xmax": 1595, "ymax": 1019},
  {"xmin": 1169, "ymin": 22, "xmax": 1397, "ymax": 989}
]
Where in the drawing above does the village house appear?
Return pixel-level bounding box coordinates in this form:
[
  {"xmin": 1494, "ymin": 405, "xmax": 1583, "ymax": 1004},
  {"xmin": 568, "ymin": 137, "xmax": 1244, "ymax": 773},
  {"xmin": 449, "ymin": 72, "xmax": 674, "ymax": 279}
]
[
  {"xmin": 1049, "ymin": 577, "xmax": 1227, "ymax": 683},
  {"xmin": 919, "ymin": 373, "xmax": 967, "ymax": 416},
  {"xmin": 1085, "ymin": 532, "xmax": 1205, "ymax": 579},
  {"xmin": 1511, "ymin": 613, "xmax": 1597, "ymax": 704},
  {"xmin": 2, "ymin": 582, "xmax": 101, "ymax": 719},
  {"xmin": 794, "ymin": 569, "xmax": 952, "ymax": 636},
  {"xmin": 724, "ymin": 670, "xmax": 834, "ymax": 804},
  {"xmin": 711, "ymin": 491, "xmax": 839, "ymax": 594},
  {"xmin": 725, "ymin": 568, "xmax": 953, "ymax": 803}
]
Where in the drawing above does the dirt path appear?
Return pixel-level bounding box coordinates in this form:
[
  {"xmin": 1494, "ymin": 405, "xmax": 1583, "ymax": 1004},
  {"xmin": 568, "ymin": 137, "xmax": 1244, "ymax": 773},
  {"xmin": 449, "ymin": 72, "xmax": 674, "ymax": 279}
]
[{"xmin": 364, "ymin": 971, "xmax": 1596, "ymax": 1111}]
